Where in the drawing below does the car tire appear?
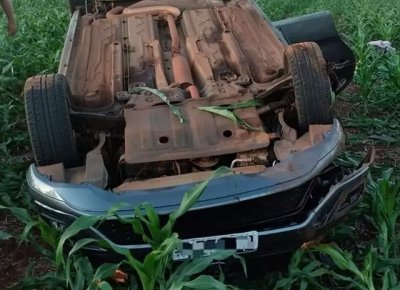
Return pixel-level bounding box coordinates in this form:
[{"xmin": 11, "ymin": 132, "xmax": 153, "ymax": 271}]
[
  {"xmin": 284, "ymin": 42, "xmax": 333, "ymax": 133},
  {"xmin": 24, "ymin": 74, "xmax": 79, "ymax": 168}
]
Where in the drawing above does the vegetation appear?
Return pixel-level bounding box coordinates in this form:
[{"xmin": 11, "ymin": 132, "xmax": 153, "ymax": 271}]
[{"xmin": 0, "ymin": 0, "xmax": 399, "ymax": 289}]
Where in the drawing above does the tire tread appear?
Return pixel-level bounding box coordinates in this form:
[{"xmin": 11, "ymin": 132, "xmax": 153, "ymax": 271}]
[{"xmin": 24, "ymin": 74, "xmax": 78, "ymax": 167}]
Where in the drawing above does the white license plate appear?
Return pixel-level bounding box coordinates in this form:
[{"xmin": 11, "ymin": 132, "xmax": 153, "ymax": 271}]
[{"xmin": 173, "ymin": 231, "xmax": 259, "ymax": 261}]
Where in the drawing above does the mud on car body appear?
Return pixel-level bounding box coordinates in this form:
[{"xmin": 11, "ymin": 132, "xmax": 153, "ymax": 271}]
[{"xmin": 24, "ymin": 0, "xmax": 370, "ymax": 260}]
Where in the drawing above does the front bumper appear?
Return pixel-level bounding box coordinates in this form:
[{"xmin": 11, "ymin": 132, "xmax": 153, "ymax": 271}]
[{"xmin": 26, "ymin": 120, "xmax": 371, "ymax": 259}]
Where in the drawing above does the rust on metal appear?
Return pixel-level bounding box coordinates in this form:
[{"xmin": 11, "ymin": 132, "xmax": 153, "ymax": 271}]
[
  {"xmin": 123, "ymin": 94, "xmax": 270, "ymax": 164},
  {"xmin": 66, "ymin": 0, "xmax": 285, "ymax": 107},
  {"xmin": 114, "ymin": 165, "xmax": 265, "ymax": 192},
  {"xmin": 165, "ymin": 13, "xmax": 200, "ymax": 98},
  {"xmin": 106, "ymin": 6, "xmax": 124, "ymax": 20},
  {"xmin": 123, "ymin": 5, "xmax": 181, "ymax": 17}
]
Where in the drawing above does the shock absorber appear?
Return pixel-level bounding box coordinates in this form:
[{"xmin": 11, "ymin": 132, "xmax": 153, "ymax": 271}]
[{"xmin": 257, "ymin": 91, "xmax": 295, "ymax": 115}]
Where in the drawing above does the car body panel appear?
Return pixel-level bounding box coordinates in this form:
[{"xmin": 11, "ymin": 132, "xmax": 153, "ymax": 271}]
[
  {"xmin": 28, "ymin": 119, "xmax": 344, "ymax": 215},
  {"xmin": 30, "ymin": 156, "xmax": 370, "ymax": 259},
  {"xmin": 25, "ymin": 0, "xmax": 366, "ymax": 260}
]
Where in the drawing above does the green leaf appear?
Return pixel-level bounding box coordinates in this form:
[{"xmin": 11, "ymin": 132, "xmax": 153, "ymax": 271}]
[
  {"xmin": 232, "ymin": 253, "xmax": 247, "ymax": 278},
  {"xmin": 380, "ymin": 168, "xmax": 393, "ymax": 180},
  {"xmin": 170, "ymin": 281, "xmax": 184, "ymax": 290},
  {"xmin": 1, "ymin": 61, "xmax": 13, "ymax": 75},
  {"xmin": 198, "ymin": 106, "xmax": 237, "ymax": 122},
  {"xmin": 134, "ymin": 204, "xmax": 162, "ymax": 247},
  {"xmin": 168, "ymin": 250, "xmax": 236, "ymax": 287},
  {"xmin": 170, "ymin": 167, "xmax": 231, "ymax": 221},
  {"xmin": 68, "ymin": 238, "xmax": 98, "ymax": 257},
  {"xmin": 308, "ymin": 268, "xmax": 329, "ymax": 277},
  {"xmin": 97, "ymin": 240, "xmax": 149, "ymax": 288},
  {"xmin": 314, "ymin": 245, "xmax": 363, "ymax": 279},
  {"xmin": 382, "ymin": 268, "xmax": 389, "ymax": 290},
  {"xmin": 221, "ymin": 99, "xmax": 263, "ymax": 110},
  {"xmin": 97, "ymin": 281, "xmax": 113, "ymax": 290},
  {"xmin": 37, "ymin": 218, "xmax": 59, "ymax": 250},
  {"xmin": 71, "ymin": 256, "xmax": 93, "ymax": 290},
  {"xmin": 92, "ymin": 263, "xmax": 121, "ymax": 284},
  {"xmin": 144, "ymin": 203, "xmax": 160, "ymax": 229},
  {"xmin": 0, "ymin": 230, "xmax": 12, "ymax": 240},
  {"xmin": 56, "ymin": 215, "xmax": 103, "ymax": 267},
  {"xmin": 181, "ymin": 257, "xmax": 223, "ymax": 277},
  {"xmin": 129, "ymin": 87, "xmax": 184, "ymax": 123},
  {"xmin": 14, "ymin": 272, "xmax": 66, "ymax": 289},
  {"xmin": 19, "ymin": 220, "xmax": 39, "ymax": 246},
  {"xmin": 143, "ymin": 204, "xmax": 162, "ymax": 245},
  {"xmin": 197, "ymin": 106, "xmax": 261, "ymax": 131},
  {"xmin": 181, "ymin": 275, "xmax": 227, "ymax": 290},
  {"xmin": 273, "ymin": 277, "xmax": 290, "ymax": 290},
  {"xmin": 65, "ymin": 256, "xmax": 73, "ymax": 289},
  {"xmin": 302, "ymin": 260, "xmax": 321, "ymax": 273},
  {"xmin": 131, "ymin": 217, "xmax": 144, "ymax": 234},
  {"xmin": 0, "ymin": 205, "xmax": 33, "ymax": 224},
  {"xmin": 106, "ymin": 202, "xmax": 132, "ymax": 216},
  {"xmin": 300, "ymin": 280, "xmax": 308, "ymax": 290}
]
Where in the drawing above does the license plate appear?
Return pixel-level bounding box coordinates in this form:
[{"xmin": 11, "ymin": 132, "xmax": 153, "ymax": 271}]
[{"xmin": 173, "ymin": 231, "xmax": 258, "ymax": 261}]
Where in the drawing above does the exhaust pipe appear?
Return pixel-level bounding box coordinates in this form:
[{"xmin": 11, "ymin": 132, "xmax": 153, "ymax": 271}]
[{"xmin": 165, "ymin": 14, "xmax": 200, "ymax": 99}]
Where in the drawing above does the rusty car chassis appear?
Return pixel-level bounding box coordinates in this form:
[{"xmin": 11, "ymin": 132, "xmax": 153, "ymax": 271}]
[{"xmin": 25, "ymin": 0, "xmax": 370, "ymax": 260}]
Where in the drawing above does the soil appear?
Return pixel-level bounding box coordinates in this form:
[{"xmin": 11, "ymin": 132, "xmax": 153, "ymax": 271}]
[
  {"xmin": 336, "ymin": 86, "xmax": 400, "ymax": 168},
  {"xmin": 0, "ymin": 213, "xmax": 53, "ymax": 289}
]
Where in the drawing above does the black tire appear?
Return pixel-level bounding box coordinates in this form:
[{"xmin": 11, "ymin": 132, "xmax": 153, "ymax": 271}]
[
  {"xmin": 24, "ymin": 74, "xmax": 79, "ymax": 168},
  {"xmin": 284, "ymin": 42, "xmax": 333, "ymax": 133}
]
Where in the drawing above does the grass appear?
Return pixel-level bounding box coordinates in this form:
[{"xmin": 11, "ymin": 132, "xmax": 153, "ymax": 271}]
[{"xmin": 0, "ymin": 0, "xmax": 400, "ymax": 289}]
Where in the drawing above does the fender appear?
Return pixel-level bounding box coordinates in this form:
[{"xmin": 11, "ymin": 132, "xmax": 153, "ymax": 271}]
[{"xmin": 273, "ymin": 11, "xmax": 356, "ymax": 93}]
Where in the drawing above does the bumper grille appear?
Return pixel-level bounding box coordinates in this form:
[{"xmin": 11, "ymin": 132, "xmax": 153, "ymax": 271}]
[{"xmin": 95, "ymin": 180, "xmax": 315, "ymax": 245}]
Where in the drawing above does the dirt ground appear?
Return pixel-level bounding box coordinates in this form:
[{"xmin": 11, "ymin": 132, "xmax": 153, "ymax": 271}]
[{"xmin": 0, "ymin": 213, "xmax": 53, "ymax": 289}]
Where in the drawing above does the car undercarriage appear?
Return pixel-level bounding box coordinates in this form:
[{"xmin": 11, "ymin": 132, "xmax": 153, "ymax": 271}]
[
  {"xmin": 24, "ymin": 0, "xmax": 369, "ymax": 260},
  {"xmin": 26, "ymin": 0, "xmax": 355, "ymax": 189}
]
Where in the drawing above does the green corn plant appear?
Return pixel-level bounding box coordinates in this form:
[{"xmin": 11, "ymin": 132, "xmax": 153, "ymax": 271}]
[
  {"xmin": 94, "ymin": 166, "xmax": 246, "ymax": 290},
  {"xmin": 367, "ymin": 170, "xmax": 400, "ymax": 289},
  {"xmin": 381, "ymin": 52, "xmax": 400, "ymax": 92},
  {"xmin": 309, "ymin": 170, "xmax": 400, "ymax": 290},
  {"xmin": 368, "ymin": 169, "xmax": 400, "ymax": 244},
  {"xmin": 352, "ymin": 33, "xmax": 382, "ymax": 113},
  {"xmin": 273, "ymin": 250, "xmax": 330, "ymax": 290},
  {"xmin": 313, "ymin": 244, "xmax": 377, "ymax": 290},
  {"xmin": 15, "ymin": 167, "xmax": 244, "ymax": 290}
]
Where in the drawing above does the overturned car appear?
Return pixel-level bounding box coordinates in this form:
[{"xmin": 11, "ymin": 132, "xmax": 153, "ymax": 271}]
[{"xmin": 24, "ymin": 0, "xmax": 371, "ymax": 260}]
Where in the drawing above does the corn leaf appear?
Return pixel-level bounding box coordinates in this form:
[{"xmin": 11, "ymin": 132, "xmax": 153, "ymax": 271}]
[
  {"xmin": 97, "ymin": 240, "xmax": 150, "ymax": 288},
  {"xmin": 56, "ymin": 215, "xmax": 103, "ymax": 267},
  {"xmin": 97, "ymin": 281, "xmax": 113, "ymax": 290},
  {"xmin": 0, "ymin": 230, "xmax": 12, "ymax": 240},
  {"xmin": 71, "ymin": 256, "xmax": 93, "ymax": 290},
  {"xmin": 0, "ymin": 205, "xmax": 33, "ymax": 224},
  {"xmin": 130, "ymin": 87, "xmax": 184, "ymax": 123},
  {"xmin": 167, "ymin": 250, "xmax": 236, "ymax": 287},
  {"xmin": 166, "ymin": 166, "xmax": 231, "ymax": 229},
  {"xmin": 19, "ymin": 220, "xmax": 39, "ymax": 246},
  {"xmin": 314, "ymin": 245, "xmax": 364, "ymax": 279},
  {"xmin": 180, "ymin": 275, "xmax": 227, "ymax": 290},
  {"xmin": 91, "ymin": 263, "xmax": 122, "ymax": 285},
  {"xmin": 197, "ymin": 105, "xmax": 262, "ymax": 131},
  {"xmin": 222, "ymin": 99, "xmax": 263, "ymax": 110},
  {"xmin": 68, "ymin": 238, "xmax": 98, "ymax": 257}
]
